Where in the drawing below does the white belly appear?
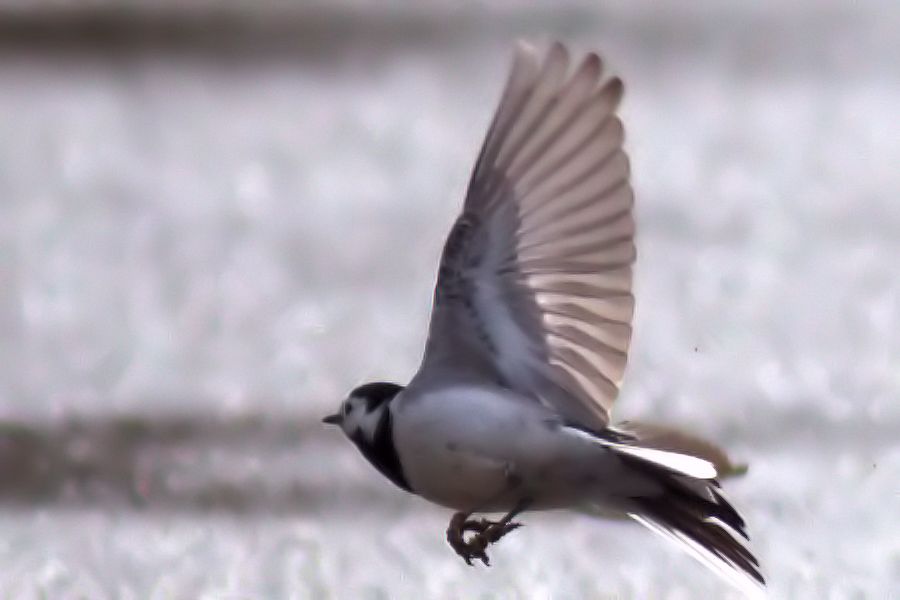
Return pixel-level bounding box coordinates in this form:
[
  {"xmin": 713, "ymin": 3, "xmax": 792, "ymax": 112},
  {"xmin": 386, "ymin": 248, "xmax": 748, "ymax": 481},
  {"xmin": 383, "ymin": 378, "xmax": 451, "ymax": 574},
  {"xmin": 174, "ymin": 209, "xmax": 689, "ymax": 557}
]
[{"xmin": 391, "ymin": 384, "xmax": 616, "ymax": 512}]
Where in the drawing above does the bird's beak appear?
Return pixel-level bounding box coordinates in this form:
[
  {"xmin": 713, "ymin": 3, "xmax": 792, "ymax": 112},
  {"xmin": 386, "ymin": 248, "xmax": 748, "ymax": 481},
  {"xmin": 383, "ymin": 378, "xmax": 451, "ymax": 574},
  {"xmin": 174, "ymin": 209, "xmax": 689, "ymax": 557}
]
[{"xmin": 322, "ymin": 413, "xmax": 342, "ymax": 426}]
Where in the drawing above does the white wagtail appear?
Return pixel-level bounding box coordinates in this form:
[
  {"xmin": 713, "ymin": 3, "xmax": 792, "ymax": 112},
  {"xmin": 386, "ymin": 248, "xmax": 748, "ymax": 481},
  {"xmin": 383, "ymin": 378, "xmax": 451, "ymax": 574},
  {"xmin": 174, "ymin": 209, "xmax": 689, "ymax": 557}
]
[{"xmin": 324, "ymin": 41, "xmax": 765, "ymax": 596}]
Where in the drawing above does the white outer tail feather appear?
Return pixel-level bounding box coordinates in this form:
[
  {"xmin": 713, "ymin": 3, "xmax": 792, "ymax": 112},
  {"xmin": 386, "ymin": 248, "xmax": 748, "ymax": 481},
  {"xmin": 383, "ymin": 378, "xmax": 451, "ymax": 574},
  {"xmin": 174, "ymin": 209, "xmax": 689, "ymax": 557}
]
[
  {"xmin": 565, "ymin": 424, "xmax": 764, "ymax": 595},
  {"xmin": 628, "ymin": 512, "xmax": 766, "ymax": 599},
  {"xmin": 563, "ymin": 425, "xmax": 719, "ymax": 479},
  {"xmin": 601, "ymin": 440, "xmax": 718, "ymax": 479}
]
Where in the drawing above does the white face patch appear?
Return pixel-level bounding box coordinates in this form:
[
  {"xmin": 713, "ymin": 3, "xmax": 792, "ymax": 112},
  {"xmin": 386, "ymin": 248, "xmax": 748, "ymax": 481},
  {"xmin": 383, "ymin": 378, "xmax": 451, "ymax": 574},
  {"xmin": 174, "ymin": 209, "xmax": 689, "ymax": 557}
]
[{"xmin": 339, "ymin": 395, "xmax": 384, "ymax": 442}]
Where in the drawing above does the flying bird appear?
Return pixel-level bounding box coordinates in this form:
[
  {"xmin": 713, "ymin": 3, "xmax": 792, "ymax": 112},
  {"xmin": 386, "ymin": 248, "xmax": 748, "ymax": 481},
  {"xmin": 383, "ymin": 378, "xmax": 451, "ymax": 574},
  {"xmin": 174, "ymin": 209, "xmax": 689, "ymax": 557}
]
[{"xmin": 324, "ymin": 41, "xmax": 765, "ymax": 597}]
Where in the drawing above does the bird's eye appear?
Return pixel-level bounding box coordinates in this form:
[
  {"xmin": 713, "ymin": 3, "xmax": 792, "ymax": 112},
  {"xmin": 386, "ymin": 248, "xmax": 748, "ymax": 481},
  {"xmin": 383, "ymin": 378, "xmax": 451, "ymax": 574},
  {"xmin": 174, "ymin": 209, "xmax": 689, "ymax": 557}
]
[{"xmin": 344, "ymin": 403, "xmax": 354, "ymax": 415}]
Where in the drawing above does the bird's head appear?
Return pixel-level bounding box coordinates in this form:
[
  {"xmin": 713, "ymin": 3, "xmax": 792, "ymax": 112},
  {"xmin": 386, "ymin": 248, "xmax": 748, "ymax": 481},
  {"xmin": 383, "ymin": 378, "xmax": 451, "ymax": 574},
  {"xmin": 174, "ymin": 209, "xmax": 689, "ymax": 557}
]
[{"xmin": 322, "ymin": 382, "xmax": 403, "ymax": 444}]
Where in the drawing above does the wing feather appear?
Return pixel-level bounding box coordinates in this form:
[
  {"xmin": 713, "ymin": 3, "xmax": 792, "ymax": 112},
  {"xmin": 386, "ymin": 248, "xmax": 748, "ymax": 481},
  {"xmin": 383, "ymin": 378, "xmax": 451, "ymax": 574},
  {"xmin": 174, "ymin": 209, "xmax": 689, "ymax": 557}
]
[{"xmin": 421, "ymin": 41, "xmax": 635, "ymax": 428}]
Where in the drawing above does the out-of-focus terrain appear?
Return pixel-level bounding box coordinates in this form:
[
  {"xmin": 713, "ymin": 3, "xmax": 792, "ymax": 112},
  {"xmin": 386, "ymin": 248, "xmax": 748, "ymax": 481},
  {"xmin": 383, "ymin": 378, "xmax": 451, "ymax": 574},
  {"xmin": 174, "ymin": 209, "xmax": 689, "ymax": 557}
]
[{"xmin": 0, "ymin": 1, "xmax": 897, "ymax": 598}]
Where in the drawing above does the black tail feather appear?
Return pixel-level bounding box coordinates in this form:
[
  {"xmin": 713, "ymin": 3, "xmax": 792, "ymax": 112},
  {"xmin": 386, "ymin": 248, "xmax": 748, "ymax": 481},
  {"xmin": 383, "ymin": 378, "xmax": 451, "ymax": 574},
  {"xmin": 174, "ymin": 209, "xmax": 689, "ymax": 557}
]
[{"xmin": 619, "ymin": 452, "xmax": 765, "ymax": 591}]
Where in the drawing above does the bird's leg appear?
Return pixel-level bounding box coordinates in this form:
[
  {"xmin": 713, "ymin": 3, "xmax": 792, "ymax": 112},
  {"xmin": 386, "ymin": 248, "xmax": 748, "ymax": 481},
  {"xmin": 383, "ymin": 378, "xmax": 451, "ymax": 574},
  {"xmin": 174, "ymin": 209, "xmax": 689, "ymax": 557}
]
[
  {"xmin": 460, "ymin": 517, "xmax": 500, "ymax": 534},
  {"xmin": 463, "ymin": 498, "xmax": 531, "ymax": 564},
  {"xmin": 447, "ymin": 512, "xmax": 491, "ymax": 566},
  {"xmin": 446, "ymin": 497, "xmax": 531, "ymax": 567},
  {"xmin": 446, "ymin": 467, "xmax": 529, "ymax": 566}
]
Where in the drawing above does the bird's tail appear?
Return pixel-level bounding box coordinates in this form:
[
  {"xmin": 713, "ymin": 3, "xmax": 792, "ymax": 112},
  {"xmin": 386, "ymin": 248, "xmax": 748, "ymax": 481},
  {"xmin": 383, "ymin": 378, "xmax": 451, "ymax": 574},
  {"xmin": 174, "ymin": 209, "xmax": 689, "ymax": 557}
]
[
  {"xmin": 614, "ymin": 446, "xmax": 765, "ymax": 597},
  {"xmin": 615, "ymin": 420, "xmax": 749, "ymax": 477}
]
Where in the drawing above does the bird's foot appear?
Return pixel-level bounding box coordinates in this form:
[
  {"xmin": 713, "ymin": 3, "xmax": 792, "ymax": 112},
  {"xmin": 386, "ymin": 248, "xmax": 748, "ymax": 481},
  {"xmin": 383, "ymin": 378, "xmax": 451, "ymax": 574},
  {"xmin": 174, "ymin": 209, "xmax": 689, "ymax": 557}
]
[{"xmin": 446, "ymin": 512, "xmax": 523, "ymax": 566}]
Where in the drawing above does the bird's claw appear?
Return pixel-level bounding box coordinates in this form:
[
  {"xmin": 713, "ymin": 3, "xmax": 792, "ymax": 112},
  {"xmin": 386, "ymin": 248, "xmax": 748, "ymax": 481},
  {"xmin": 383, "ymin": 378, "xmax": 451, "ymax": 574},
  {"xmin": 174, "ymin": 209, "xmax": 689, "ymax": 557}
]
[{"xmin": 446, "ymin": 513, "xmax": 523, "ymax": 567}]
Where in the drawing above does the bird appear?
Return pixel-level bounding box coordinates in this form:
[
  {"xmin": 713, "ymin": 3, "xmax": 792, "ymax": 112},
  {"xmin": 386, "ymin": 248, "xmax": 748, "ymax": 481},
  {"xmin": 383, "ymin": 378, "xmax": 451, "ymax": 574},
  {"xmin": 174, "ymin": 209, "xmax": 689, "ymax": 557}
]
[{"xmin": 323, "ymin": 40, "xmax": 765, "ymax": 597}]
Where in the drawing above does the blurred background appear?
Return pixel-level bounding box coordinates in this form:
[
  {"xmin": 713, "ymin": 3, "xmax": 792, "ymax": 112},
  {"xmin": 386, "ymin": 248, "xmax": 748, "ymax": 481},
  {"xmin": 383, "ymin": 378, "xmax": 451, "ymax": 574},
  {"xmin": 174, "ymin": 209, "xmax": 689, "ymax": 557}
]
[{"xmin": 0, "ymin": 1, "xmax": 897, "ymax": 598}]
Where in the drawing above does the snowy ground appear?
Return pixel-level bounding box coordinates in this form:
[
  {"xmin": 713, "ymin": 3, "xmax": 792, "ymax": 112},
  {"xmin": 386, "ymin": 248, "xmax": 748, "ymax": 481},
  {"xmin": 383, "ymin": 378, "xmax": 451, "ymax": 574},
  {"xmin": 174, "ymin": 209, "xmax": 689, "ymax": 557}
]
[{"xmin": 0, "ymin": 1, "xmax": 898, "ymax": 598}]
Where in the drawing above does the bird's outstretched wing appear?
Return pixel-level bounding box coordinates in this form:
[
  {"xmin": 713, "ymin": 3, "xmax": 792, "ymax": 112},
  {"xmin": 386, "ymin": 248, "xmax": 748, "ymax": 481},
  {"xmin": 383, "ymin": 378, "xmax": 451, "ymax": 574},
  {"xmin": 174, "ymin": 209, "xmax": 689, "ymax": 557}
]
[{"xmin": 421, "ymin": 41, "xmax": 634, "ymax": 429}]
